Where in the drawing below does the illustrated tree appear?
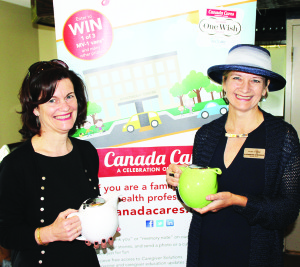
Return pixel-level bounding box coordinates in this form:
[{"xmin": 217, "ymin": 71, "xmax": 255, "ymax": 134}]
[
  {"xmin": 216, "ymin": 85, "xmax": 223, "ymax": 98},
  {"xmin": 205, "ymin": 83, "xmax": 219, "ymax": 100},
  {"xmin": 86, "ymin": 101, "xmax": 102, "ymax": 124},
  {"xmin": 182, "ymin": 71, "xmax": 210, "ymax": 103},
  {"xmin": 188, "ymin": 91, "xmax": 197, "ymax": 104},
  {"xmin": 169, "ymin": 82, "xmax": 190, "ymax": 106}
]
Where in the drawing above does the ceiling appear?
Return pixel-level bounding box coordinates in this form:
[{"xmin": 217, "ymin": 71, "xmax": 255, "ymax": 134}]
[
  {"xmin": 2, "ymin": 0, "xmax": 300, "ymax": 10},
  {"xmin": 257, "ymin": 0, "xmax": 300, "ymax": 9}
]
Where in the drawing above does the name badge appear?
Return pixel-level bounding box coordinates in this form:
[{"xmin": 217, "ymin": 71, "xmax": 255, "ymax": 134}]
[{"xmin": 244, "ymin": 148, "xmax": 265, "ymax": 159}]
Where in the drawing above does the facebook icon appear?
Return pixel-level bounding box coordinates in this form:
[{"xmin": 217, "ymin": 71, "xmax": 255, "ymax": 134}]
[{"xmin": 146, "ymin": 220, "xmax": 154, "ymax": 228}]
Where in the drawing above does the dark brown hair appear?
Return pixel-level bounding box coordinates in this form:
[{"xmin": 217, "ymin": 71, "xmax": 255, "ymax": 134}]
[{"xmin": 18, "ymin": 60, "xmax": 88, "ymax": 140}]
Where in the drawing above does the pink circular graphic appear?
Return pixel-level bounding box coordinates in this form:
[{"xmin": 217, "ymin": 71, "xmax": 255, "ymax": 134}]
[
  {"xmin": 102, "ymin": 0, "xmax": 110, "ymax": 6},
  {"xmin": 63, "ymin": 10, "xmax": 113, "ymax": 60}
]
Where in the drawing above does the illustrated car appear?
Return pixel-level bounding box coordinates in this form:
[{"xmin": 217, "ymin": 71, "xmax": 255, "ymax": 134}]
[
  {"xmin": 122, "ymin": 111, "xmax": 162, "ymax": 133},
  {"xmin": 197, "ymin": 102, "xmax": 228, "ymax": 119}
]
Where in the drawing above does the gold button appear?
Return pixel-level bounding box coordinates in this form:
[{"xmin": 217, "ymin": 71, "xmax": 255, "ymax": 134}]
[
  {"xmin": 42, "ymin": 177, "xmax": 46, "ymax": 180},
  {"xmin": 40, "ymin": 219, "xmax": 44, "ymax": 223},
  {"xmin": 41, "ymin": 186, "xmax": 45, "ymax": 190},
  {"xmin": 89, "ymin": 179, "xmax": 92, "ymax": 182}
]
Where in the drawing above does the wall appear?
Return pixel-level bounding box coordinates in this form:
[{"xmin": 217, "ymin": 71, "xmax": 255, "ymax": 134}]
[
  {"xmin": 0, "ymin": 1, "xmax": 39, "ymax": 147},
  {"xmin": 0, "ymin": 2, "xmax": 57, "ymax": 148},
  {"xmin": 38, "ymin": 25, "xmax": 57, "ymax": 61},
  {"xmin": 259, "ymin": 45, "xmax": 286, "ymax": 117}
]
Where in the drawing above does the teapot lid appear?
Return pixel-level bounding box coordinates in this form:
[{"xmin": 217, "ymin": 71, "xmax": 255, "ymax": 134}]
[
  {"xmin": 187, "ymin": 164, "xmax": 207, "ymax": 169},
  {"xmin": 82, "ymin": 197, "xmax": 105, "ymax": 210}
]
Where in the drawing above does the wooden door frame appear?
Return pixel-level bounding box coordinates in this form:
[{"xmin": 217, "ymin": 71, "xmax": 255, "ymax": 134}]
[{"xmin": 285, "ymin": 19, "xmax": 300, "ymax": 124}]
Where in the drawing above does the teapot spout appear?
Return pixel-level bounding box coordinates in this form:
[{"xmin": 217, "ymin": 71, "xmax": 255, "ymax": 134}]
[{"xmin": 209, "ymin": 168, "xmax": 222, "ymax": 175}]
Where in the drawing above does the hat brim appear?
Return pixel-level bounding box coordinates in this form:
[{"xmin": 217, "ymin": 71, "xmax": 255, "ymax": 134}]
[{"xmin": 207, "ymin": 64, "xmax": 286, "ymax": 91}]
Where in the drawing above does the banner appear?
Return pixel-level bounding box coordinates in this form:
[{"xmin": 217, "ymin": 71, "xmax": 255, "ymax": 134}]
[{"xmin": 53, "ymin": 0, "xmax": 257, "ymax": 266}]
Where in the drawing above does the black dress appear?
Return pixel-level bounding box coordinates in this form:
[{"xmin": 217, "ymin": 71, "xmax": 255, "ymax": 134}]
[
  {"xmin": 187, "ymin": 111, "xmax": 300, "ymax": 266},
  {"xmin": 0, "ymin": 138, "xmax": 100, "ymax": 267},
  {"xmin": 32, "ymin": 145, "xmax": 101, "ymax": 267},
  {"xmin": 198, "ymin": 122, "xmax": 265, "ymax": 267}
]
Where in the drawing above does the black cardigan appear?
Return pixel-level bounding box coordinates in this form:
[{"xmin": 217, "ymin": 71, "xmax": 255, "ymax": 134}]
[
  {"xmin": 0, "ymin": 137, "xmax": 99, "ymax": 265},
  {"xmin": 188, "ymin": 110, "xmax": 300, "ymax": 267}
]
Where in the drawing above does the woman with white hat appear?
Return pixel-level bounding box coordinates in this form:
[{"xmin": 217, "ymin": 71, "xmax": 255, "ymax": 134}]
[{"xmin": 166, "ymin": 44, "xmax": 300, "ymax": 266}]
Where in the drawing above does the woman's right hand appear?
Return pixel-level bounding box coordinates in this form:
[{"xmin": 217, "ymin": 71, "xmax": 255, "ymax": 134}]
[
  {"xmin": 166, "ymin": 164, "xmax": 183, "ymax": 188},
  {"xmin": 36, "ymin": 209, "xmax": 81, "ymax": 245}
]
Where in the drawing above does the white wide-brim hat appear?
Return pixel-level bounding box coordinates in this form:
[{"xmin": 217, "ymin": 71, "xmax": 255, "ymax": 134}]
[{"xmin": 207, "ymin": 44, "xmax": 286, "ymax": 91}]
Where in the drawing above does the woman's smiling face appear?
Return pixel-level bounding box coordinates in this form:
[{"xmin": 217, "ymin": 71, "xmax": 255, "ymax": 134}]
[
  {"xmin": 34, "ymin": 78, "xmax": 78, "ymax": 136},
  {"xmin": 223, "ymin": 71, "xmax": 269, "ymax": 113}
]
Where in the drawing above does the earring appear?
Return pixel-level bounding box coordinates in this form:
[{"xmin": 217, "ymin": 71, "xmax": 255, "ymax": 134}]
[
  {"xmin": 260, "ymin": 90, "xmax": 268, "ymax": 102},
  {"xmin": 260, "ymin": 95, "xmax": 267, "ymax": 102},
  {"xmin": 223, "ymin": 90, "xmax": 229, "ymax": 104},
  {"xmin": 36, "ymin": 116, "xmax": 40, "ymax": 127}
]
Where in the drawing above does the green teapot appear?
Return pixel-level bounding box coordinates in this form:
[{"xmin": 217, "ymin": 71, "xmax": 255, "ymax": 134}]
[{"xmin": 178, "ymin": 165, "xmax": 222, "ymax": 208}]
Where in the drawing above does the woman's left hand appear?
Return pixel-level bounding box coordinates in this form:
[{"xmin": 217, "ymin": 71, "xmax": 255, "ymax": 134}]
[
  {"xmin": 85, "ymin": 237, "xmax": 114, "ymax": 249},
  {"xmin": 85, "ymin": 227, "xmax": 119, "ymax": 249},
  {"xmin": 193, "ymin": 192, "xmax": 247, "ymax": 214}
]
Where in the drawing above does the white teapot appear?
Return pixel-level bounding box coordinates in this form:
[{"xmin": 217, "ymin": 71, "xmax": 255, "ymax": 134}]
[{"xmin": 69, "ymin": 192, "xmax": 121, "ymax": 243}]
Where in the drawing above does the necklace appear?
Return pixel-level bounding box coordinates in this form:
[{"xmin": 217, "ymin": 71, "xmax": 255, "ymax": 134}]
[{"xmin": 225, "ymin": 133, "xmax": 248, "ymax": 138}]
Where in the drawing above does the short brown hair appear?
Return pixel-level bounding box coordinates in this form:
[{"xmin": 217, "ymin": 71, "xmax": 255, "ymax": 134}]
[{"xmin": 18, "ymin": 60, "xmax": 88, "ymax": 140}]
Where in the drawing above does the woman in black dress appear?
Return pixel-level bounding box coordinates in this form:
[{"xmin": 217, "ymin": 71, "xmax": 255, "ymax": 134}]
[
  {"xmin": 166, "ymin": 44, "xmax": 300, "ymax": 266},
  {"xmin": 0, "ymin": 60, "xmax": 113, "ymax": 266}
]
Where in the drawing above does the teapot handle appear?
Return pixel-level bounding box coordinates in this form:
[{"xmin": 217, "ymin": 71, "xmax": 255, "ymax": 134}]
[
  {"xmin": 178, "ymin": 166, "xmax": 188, "ymax": 172},
  {"xmin": 67, "ymin": 211, "xmax": 81, "ymax": 220}
]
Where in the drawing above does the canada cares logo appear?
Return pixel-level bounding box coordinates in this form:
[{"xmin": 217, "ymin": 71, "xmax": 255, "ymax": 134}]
[{"xmin": 97, "ymin": 146, "xmax": 193, "ymax": 177}]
